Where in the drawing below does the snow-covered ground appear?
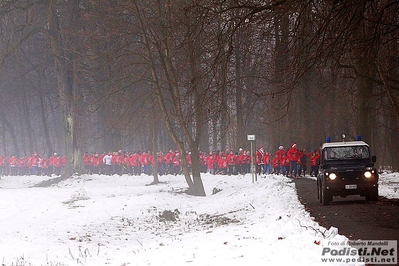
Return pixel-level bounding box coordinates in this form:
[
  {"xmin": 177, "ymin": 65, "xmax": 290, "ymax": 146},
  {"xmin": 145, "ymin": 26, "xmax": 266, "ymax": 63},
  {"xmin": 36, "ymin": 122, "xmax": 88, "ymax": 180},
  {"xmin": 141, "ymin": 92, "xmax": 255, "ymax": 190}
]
[{"xmin": 0, "ymin": 172, "xmax": 397, "ymax": 266}]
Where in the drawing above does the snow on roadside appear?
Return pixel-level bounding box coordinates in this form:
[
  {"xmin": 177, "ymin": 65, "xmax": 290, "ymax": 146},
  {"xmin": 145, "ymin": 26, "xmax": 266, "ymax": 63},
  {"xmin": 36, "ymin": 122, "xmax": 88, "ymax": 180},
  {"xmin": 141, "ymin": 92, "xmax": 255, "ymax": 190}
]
[
  {"xmin": 2, "ymin": 171, "xmax": 396, "ymax": 265},
  {"xmin": 378, "ymin": 172, "xmax": 399, "ymax": 199}
]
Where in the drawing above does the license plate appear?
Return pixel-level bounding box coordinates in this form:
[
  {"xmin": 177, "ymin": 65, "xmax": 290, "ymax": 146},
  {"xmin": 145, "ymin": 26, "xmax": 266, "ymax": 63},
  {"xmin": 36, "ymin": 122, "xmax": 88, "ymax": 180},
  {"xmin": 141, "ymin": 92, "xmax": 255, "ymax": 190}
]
[{"xmin": 345, "ymin": 184, "xmax": 357, "ymax": 189}]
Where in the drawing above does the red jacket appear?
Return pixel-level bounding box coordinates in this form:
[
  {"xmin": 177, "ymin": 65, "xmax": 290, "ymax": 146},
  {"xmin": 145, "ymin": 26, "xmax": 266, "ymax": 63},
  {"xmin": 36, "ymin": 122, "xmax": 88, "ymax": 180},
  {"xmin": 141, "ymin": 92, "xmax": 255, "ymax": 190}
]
[
  {"xmin": 157, "ymin": 153, "xmax": 165, "ymax": 164},
  {"xmin": 255, "ymin": 150, "xmax": 264, "ymax": 165},
  {"xmin": 165, "ymin": 151, "xmax": 176, "ymax": 164},
  {"xmin": 130, "ymin": 153, "xmax": 140, "ymax": 166},
  {"xmin": 186, "ymin": 154, "xmax": 192, "ymax": 166},
  {"xmin": 9, "ymin": 156, "xmax": 18, "ymax": 167},
  {"xmin": 206, "ymin": 153, "xmax": 216, "ymax": 169},
  {"xmin": 0, "ymin": 156, "xmax": 7, "ymax": 166},
  {"xmin": 287, "ymin": 147, "xmax": 300, "ymax": 162},
  {"xmin": 28, "ymin": 155, "xmax": 39, "ymax": 167},
  {"xmin": 263, "ymin": 152, "xmax": 271, "ymax": 164},
  {"xmin": 149, "ymin": 154, "xmax": 154, "ymax": 165},
  {"xmin": 51, "ymin": 156, "xmax": 61, "ymax": 167},
  {"xmin": 281, "ymin": 155, "xmax": 290, "ymax": 167},
  {"xmin": 83, "ymin": 154, "xmax": 92, "ymax": 166},
  {"xmin": 124, "ymin": 155, "xmax": 130, "ymax": 166},
  {"xmin": 199, "ymin": 153, "xmax": 206, "ymax": 166},
  {"xmin": 92, "ymin": 156, "xmax": 102, "ymax": 167},
  {"xmin": 173, "ymin": 155, "xmax": 181, "ymax": 166},
  {"xmin": 61, "ymin": 156, "xmax": 66, "ymax": 166},
  {"xmin": 275, "ymin": 149, "xmax": 286, "ymax": 164},
  {"xmin": 99, "ymin": 153, "xmax": 106, "ymax": 165},
  {"xmin": 272, "ymin": 156, "xmax": 279, "ymax": 168},
  {"xmin": 243, "ymin": 153, "xmax": 251, "ymax": 164},
  {"xmin": 18, "ymin": 157, "xmax": 27, "ymax": 168},
  {"xmin": 40, "ymin": 158, "xmax": 48, "ymax": 169},
  {"xmin": 218, "ymin": 156, "xmax": 228, "ymax": 168},
  {"xmin": 140, "ymin": 153, "xmax": 150, "ymax": 165},
  {"xmin": 227, "ymin": 153, "xmax": 236, "ymax": 165},
  {"xmin": 116, "ymin": 154, "xmax": 125, "ymax": 165},
  {"xmin": 310, "ymin": 153, "xmax": 320, "ymax": 166},
  {"xmin": 237, "ymin": 152, "xmax": 244, "ymax": 164}
]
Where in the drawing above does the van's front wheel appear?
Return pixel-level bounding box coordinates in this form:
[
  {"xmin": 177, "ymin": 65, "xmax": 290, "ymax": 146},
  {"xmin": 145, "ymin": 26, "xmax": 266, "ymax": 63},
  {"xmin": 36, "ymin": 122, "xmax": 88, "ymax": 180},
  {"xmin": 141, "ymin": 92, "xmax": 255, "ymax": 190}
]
[
  {"xmin": 322, "ymin": 187, "xmax": 332, "ymax": 205},
  {"xmin": 366, "ymin": 188, "xmax": 378, "ymax": 202},
  {"xmin": 317, "ymin": 179, "xmax": 322, "ymax": 203}
]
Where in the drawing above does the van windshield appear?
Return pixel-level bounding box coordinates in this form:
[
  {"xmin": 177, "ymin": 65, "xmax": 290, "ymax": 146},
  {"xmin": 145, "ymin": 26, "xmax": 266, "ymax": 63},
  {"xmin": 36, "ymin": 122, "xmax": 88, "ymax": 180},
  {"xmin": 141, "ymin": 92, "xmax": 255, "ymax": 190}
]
[{"xmin": 324, "ymin": 146, "xmax": 370, "ymax": 160}]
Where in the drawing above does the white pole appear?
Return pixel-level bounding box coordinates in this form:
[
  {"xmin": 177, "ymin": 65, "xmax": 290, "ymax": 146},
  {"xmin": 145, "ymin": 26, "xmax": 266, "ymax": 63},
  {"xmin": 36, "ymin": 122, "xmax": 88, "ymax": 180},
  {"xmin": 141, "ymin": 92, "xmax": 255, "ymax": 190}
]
[
  {"xmin": 247, "ymin": 135, "xmax": 256, "ymax": 183},
  {"xmin": 251, "ymin": 141, "xmax": 254, "ymax": 183}
]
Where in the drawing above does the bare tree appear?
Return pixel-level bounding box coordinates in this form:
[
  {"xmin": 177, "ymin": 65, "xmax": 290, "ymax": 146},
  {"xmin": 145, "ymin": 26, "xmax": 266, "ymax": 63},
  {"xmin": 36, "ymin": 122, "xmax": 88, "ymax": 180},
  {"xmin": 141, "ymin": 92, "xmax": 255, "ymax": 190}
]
[{"xmin": 1, "ymin": 0, "xmax": 399, "ymax": 173}]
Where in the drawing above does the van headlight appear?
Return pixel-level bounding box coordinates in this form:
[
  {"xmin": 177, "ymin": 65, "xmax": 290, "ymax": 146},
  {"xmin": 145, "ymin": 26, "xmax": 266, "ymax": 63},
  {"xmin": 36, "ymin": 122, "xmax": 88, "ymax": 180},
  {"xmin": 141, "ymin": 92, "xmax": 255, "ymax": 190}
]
[
  {"xmin": 329, "ymin": 173, "xmax": 337, "ymax": 180},
  {"xmin": 364, "ymin": 171, "xmax": 372, "ymax": 178}
]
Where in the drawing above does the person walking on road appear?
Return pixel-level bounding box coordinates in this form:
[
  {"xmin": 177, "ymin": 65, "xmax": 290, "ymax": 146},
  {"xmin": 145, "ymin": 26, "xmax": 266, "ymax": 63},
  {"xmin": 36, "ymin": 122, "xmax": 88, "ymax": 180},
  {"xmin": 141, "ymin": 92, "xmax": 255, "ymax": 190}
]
[{"xmin": 287, "ymin": 143, "xmax": 301, "ymax": 178}]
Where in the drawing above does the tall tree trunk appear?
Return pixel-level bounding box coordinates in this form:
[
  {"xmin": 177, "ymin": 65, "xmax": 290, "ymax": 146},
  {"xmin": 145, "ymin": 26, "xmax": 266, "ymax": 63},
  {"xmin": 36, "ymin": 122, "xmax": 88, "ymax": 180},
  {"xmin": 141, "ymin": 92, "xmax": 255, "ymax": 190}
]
[
  {"xmin": 352, "ymin": 2, "xmax": 375, "ymax": 143},
  {"xmin": 272, "ymin": 12, "xmax": 290, "ymax": 148},
  {"xmin": 0, "ymin": 109, "xmax": 19, "ymax": 156},
  {"xmin": 200, "ymin": 120, "xmax": 209, "ymax": 152},
  {"xmin": 151, "ymin": 101, "xmax": 159, "ymax": 184},
  {"xmin": 18, "ymin": 107, "xmax": 27, "ymax": 155},
  {"xmin": 1, "ymin": 122, "xmax": 6, "ymax": 156},
  {"xmin": 22, "ymin": 94, "xmax": 36, "ymax": 153},
  {"xmin": 388, "ymin": 112, "xmax": 399, "ymax": 170},
  {"xmin": 212, "ymin": 118, "xmax": 218, "ymax": 151},
  {"xmin": 220, "ymin": 67, "xmax": 228, "ymax": 151},
  {"xmin": 54, "ymin": 58, "xmax": 84, "ymax": 178},
  {"xmin": 377, "ymin": 63, "xmax": 399, "ymax": 170},
  {"xmin": 355, "ymin": 73, "xmax": 374, "ymax": 142},
  {"xmin": 39, "ymin": 92, "xmax": 54, "ymax": 157},
  {"xmin": 47, "ymin": 0, "xmax": 84, "ymax": 178},
  {"xmin": 234, "ymin": 30, "xmax": 245, "ymax": 149}
]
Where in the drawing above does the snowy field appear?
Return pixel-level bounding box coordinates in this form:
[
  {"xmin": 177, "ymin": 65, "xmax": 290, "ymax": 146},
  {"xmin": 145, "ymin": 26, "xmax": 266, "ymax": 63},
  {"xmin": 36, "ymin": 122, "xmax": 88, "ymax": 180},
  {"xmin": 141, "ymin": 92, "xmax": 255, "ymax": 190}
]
[{"xmin": 0, "ymin": 172, "xmax": 398, "ymax": 266}]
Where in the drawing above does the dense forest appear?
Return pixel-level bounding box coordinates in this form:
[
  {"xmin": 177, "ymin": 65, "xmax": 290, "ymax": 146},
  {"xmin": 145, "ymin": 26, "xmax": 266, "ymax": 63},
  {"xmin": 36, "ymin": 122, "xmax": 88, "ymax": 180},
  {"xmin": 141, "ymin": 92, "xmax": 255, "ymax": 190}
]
[{"xmin": 0, "ymin": 0, "xmax": 398, "ymax": 194}]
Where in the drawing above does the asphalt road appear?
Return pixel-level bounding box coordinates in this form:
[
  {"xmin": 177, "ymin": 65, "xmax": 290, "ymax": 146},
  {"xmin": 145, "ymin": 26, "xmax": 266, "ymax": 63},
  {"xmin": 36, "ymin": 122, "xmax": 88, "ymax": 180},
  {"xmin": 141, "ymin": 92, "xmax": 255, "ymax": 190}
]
[{"xmin": 293, "ymin": 177, "xmax": 399, "ymax": 265}]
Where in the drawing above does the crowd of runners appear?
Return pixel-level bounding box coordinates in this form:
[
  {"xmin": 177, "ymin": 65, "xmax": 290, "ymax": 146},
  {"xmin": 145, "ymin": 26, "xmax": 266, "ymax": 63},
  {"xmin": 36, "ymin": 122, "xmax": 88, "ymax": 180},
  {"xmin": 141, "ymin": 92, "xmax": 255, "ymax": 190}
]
[
  {"xmin": 0, "ymin": 152, "xmax": 64, "ymax": 176},
  {"xmin": 0, "ymin": 143, "xmax": 321, "ymax": 177}
]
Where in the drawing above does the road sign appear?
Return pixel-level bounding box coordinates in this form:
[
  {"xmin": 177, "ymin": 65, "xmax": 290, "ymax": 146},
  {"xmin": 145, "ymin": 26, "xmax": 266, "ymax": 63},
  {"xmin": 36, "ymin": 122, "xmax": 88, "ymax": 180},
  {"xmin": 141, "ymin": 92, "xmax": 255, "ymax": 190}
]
[{"xmin": 247, "ymin": 135, "xmax": 255, "ymax": 141}]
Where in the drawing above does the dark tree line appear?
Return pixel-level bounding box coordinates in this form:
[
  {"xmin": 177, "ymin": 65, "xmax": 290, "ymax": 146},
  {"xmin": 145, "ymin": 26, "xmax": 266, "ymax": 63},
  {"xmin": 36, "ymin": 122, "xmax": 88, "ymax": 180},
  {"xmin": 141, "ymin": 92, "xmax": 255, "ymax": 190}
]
[{"xmin": 0, "ymin": 0, "xmax": 398, "ymax": 195}]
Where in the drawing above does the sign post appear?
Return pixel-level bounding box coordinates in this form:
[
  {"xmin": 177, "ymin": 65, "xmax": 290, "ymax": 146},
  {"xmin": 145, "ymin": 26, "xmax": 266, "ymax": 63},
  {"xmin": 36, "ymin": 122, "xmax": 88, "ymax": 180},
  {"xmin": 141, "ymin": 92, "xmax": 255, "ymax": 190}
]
[{"xmin": 247, "ymin": 135, "xmax": 256, "ymax": 183}]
